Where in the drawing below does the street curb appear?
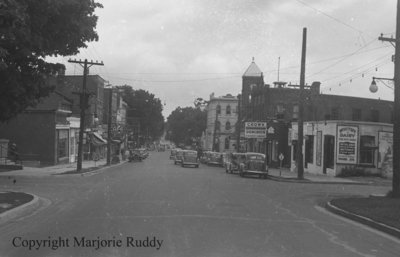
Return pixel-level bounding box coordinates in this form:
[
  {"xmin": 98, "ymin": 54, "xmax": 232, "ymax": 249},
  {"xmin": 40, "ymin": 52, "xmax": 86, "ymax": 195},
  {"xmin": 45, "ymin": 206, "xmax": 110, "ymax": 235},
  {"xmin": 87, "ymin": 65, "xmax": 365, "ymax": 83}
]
[
  {"xmin": 56, "ymin": 160, "xmax": 129, "ymax": 176},
  {"xmin": 325, "ymin": 201, "xmax": 400, "ymax": 239},
  {"xmin": 267, "ymin": 175, "xmax": 369, "ymax": 185},
  {"xmin": 0, "ymin": 193, "xmax": 39, "ymax": 224}
]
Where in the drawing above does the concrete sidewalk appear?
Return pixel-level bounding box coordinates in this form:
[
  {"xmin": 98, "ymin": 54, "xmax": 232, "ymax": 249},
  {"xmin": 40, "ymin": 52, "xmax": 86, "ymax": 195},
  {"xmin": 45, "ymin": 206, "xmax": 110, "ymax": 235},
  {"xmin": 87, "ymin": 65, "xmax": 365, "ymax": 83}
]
[
  {"xmin": 268, "ymin": 167, "xmax": 369, "ymax": 184},
  {"xmin": 0, "ymin": 159, "xmax": 113, "ymax": 176}
]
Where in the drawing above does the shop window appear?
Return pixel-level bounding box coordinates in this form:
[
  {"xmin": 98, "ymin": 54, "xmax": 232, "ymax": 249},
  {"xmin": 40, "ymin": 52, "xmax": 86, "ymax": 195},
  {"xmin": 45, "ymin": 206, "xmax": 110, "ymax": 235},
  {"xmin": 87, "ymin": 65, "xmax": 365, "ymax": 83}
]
[
  {"xmin": 360, "ymin": 136, "xmax": 376, "ymax": 165},
  {"xmin": 226, "ymin": 105, "xmax": 231, "ymax": 115},
  {"xmin": 352, "ymin": 108, "xmax": 362, "ymax": 121},
  {"xmin": 57, "ymin": 130, "xmax": 69, "ymax": 159}
]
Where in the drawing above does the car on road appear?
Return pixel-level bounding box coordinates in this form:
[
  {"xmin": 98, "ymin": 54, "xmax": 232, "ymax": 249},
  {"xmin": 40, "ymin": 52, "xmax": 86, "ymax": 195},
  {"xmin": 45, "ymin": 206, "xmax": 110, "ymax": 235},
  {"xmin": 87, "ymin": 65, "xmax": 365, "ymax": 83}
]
[
  {"xmin": 128, "ymin": 148, "xmax": 148, "ymax": 162},
  {"xmin": 225, "ymin": 152, "xmax": 246, "ymax": 174},
  {"xmin": 174, "ymin": 149, "xmax": 184, "ymax": 165},
  {"xmin": 181, "ymin": 150, "xmax": 199, "ymax": 168},
  {"xmin": 170, "ymin": 148, "xmax": 181, "ymax": 160},
  {"xmin": 207, "ymin": 152, "xmax": 223, "ymax": 166},
  {"xmin": 238, "ymin": 152, "xmax": 268, "ymax": 179}
]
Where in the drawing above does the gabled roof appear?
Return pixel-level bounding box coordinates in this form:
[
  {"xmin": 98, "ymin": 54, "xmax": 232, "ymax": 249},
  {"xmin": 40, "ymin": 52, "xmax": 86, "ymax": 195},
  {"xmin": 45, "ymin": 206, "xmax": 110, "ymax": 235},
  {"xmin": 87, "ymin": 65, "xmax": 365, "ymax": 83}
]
[{"xmin": 243, "ymin": 58, "xmax": 263, "ymax": 77}]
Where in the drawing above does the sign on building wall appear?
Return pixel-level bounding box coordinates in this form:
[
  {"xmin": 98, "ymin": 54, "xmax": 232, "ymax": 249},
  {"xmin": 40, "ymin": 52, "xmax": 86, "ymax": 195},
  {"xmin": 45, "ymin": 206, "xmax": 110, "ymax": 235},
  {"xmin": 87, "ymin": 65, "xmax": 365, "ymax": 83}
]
[
  {"xmin": 245, "ymin": 122, "xmax": 267, "ymax": 138},
  {"xmin": 378, "ymin": 131, "xmax": 393, "ymax": 173},
  {"xmin": 336, "ymin": 125, "xmax": 358, "ymax": 164},
  {"xmin": 316, "ymin": 131, "xmax": 322, "ymax": 166}
]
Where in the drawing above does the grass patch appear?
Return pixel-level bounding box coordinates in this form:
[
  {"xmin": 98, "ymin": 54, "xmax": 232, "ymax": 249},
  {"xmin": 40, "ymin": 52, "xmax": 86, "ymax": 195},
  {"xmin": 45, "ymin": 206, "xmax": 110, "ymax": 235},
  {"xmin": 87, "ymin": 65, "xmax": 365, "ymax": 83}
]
[
  {"xmin": 331, "ymin": 197, "xmax": 400, "ymax": 229},
  {"xmin": 0, "ymin": 192, "xmax": 33, "ymax": 214}
]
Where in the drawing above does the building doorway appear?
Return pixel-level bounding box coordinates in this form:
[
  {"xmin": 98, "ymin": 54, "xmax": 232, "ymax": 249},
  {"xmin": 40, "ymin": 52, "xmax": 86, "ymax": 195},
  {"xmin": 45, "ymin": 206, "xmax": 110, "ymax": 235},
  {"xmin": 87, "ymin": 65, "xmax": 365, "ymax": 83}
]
[{"xmin": 323, "ymin": 135, "xmax": 335, "ymax": 174}]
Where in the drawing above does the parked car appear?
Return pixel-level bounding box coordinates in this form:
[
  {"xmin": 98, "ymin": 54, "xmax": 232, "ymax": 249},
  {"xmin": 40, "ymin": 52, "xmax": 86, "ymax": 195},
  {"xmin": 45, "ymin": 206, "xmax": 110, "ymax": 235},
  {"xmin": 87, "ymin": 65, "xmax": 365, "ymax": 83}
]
[
  {"xmin": 174, "ymin": 149, "xmax": 184, "ymax": 165},
  {"xmin": 128, "ymin": 148, "xmax": 148, "ymax": 162},
  {"xmin": 225, "ymin": 152, "xmax": 246, "ymax": 174},
  {"xmin": 238, "ymin": 152, "xmax": 268, "ymax": 179},
  {"xmin": 207, "ymin": 152, "xmax": 223, "ymax": 166},
  {"xmin": 170, "ymin": 148, "xmax": 181, "ymax": 160},
  {"xmin": 200, "ymin": 151, "xmax": 210, "ymax": 164},
  {"xmin": 181, "ymin": 150, "xmax": 199, "ymax": 168}
]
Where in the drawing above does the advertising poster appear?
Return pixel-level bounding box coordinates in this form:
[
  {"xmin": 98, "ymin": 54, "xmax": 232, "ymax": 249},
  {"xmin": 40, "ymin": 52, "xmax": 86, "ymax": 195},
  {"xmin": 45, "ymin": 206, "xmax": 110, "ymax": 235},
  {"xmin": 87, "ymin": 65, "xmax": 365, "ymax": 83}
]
[
  {"xmin": 378, "ymin": 132, "xmax": 393, "ymax": 173},
  {"xmin": 336, "ymin": 125, "xmax": 358, "ymax": 164}
]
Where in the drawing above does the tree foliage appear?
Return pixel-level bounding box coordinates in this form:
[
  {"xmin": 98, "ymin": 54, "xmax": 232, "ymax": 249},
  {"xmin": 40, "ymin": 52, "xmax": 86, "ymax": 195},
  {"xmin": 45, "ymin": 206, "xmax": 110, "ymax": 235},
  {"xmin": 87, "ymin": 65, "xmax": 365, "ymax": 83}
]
[
  {"xmin": 0, "ymin": 0, "xmax": 103, "ymax": 122},
  {"xmin": 166, "ymin": 106, "xmax": 207, "ymax": 147},
  {"xmin": 119, "ymin": 86, "xmax": 165, "ymax": 143}
]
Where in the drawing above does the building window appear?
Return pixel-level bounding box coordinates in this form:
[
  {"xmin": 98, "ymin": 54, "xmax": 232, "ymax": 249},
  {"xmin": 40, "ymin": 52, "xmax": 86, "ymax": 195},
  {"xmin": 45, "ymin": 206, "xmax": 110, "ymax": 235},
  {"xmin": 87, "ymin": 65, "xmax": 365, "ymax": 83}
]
[
  {"xmin": 292, "ymin": 104, "xmax": 299, "ymax": 120},
  {"xmin": 57, "ymin": 130, "xmax": 69, "ymax": 160},
  {"xmin": 216, "ymin": 121, "xmax": 221, "ymax": 131},
  {"xmin": 225, "ymin": 121, "xmax": 231, "ymax": 130},
  {"xmin": 360, "ymin": 136, "xmax": 376, "ymax": 165},
  {"xmin": 226, "ymin": 105, "xmax": 231, "ymax": 115},
  {"xmin": 370, "ymin": 109, "xmax": 379, "ymax": 122},
  {"xmin": 331, "ymin": 107, "xmax": 340, "ymax": 120},
  {"xmin": 216, "ymin": 105, "xmax": 221, "ymax": 115},
  {"xmin": 224, "ymin": 137, "xmax": 230, "ymax": 150},
  {"xmin": 352, "ymin": 108, "xmax": 362, "ymax": 121}
]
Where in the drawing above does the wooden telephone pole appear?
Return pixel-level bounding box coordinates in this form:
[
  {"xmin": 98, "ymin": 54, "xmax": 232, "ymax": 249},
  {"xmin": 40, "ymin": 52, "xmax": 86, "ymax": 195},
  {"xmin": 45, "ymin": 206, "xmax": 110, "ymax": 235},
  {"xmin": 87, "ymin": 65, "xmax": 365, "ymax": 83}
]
[
  {"xmin": 377, "ymin": 0, "xmax": 400, "ymax": 197},
  {"xmin": 296, "ymin": 28, "xmax": 307, "ymax": 180},
  {"xmin": 68, "ymin": 59, "xmax": 104, "ymax": 172}
]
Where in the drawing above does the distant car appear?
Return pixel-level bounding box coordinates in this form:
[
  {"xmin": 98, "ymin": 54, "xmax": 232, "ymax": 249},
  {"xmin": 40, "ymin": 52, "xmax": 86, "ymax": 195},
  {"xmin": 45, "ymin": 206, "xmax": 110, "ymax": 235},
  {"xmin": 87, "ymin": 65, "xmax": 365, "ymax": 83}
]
[
  {"xmin": 181, "ymin": 150, "xmax": 199, "ymax": 168},
  {"xmin": 174, "ymin": 149, "xmax": 184, "ymax": 165},
  {"xmin": 170, "ymin": 148, "xmax": 180, "ymax": 160},
  {"xmin": 128, "ymin": 148, "xmax": 148, "ymax": 161},
  {"xmin": 225, "ymin": 152, "xmax": 246, "ymax": 174},
  {"xmin": 207, "ymin": 152, "xmax": 223, "ymax": 166},
  {"xmin": 238, "ymin": 152, "xmax": 268, "ymax": 179},
  {"xmin": 200, "ymin": 151, "xmax": 210, "ymax": 164}
]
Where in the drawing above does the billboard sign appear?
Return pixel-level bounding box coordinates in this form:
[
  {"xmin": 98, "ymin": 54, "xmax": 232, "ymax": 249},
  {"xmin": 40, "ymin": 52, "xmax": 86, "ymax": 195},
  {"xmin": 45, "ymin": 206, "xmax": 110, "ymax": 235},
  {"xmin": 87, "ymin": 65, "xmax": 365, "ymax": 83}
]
[
  {"xmin": 336, "ymin": 125, "xmax": 358, "ymax": 164},
  {"xmin": 245, "ymin": 122, "xmax": 267, "ymax": 138}
]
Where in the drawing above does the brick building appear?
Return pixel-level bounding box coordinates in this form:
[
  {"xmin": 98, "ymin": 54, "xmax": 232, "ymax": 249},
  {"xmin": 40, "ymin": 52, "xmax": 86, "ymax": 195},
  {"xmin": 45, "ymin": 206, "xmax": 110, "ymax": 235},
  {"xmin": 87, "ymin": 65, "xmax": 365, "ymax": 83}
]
[{"xmin": 239, "ymin": 60, "xmax": 394, "ymax": 168}]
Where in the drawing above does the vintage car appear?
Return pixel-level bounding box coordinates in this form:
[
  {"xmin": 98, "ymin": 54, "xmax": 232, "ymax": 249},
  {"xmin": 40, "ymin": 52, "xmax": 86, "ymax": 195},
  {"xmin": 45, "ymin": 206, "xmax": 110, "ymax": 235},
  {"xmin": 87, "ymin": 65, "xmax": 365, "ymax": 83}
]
[
  {"xmin": 207, "ymin": 152, "xmax": 223, "ymax": 166},
  {"xmin": 181, "ymin": 150, "xmax": 199, "ymax": 168},
  {"xmin": 128, "ymin": 148, "xmax": 148, "ymax": 162},
  {"xmin": 200, "ymin": 151, "xmax": 210, "ymax": 164},
  {"xmin": 225, "ymin": 152, "xmax": 246, "ymax": 174},
  {"xmin": 170, "ymin": 148, "xmax": 180, "ymax": 160},
  {"xmin": 238, "ymin": 152, "xmax": 268, "ymax": 179},
  {"xmin": 174, "ymin": 149, "xmax": 184, "ymax": 165}
]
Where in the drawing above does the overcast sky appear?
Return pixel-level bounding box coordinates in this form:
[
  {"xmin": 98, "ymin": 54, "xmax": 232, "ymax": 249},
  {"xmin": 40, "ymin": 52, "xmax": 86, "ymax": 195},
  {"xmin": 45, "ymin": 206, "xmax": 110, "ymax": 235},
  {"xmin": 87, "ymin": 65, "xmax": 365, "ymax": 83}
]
[{"xmin": 52, "ymin": 0, "xmax": 397, "ymax": 118}]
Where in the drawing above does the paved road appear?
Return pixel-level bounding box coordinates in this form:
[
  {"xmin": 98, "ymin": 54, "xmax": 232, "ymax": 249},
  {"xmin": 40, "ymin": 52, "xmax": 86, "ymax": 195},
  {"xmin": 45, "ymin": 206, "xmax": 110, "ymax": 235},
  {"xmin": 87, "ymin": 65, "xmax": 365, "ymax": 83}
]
[{"xmin": 0, "ymin": 151, "xmax": 399, "ymax": 257}]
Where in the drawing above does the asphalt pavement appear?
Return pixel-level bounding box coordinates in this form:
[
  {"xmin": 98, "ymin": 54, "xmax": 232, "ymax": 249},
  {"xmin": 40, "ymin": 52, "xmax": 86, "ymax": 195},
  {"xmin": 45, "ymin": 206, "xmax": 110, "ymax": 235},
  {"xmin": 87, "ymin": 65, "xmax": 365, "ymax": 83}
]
[{"xmin": 0, "ymin": 152, "xmax": 399, "ymax": 257}]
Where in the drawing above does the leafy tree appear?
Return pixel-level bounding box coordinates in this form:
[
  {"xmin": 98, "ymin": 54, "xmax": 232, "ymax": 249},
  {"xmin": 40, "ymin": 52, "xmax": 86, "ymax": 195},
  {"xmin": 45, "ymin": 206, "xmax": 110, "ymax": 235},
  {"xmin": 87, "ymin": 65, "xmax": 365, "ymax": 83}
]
[
  {"xmin": 0, "ymin": 0, "xmax": 102, "ymax": 122},
  {"xmin": 119, "ymin": 86, "xmax": 165, "ymax": 144},
  {"xmin": 166, "ymin": 106, "xmax": 207, "ymax": 147}
]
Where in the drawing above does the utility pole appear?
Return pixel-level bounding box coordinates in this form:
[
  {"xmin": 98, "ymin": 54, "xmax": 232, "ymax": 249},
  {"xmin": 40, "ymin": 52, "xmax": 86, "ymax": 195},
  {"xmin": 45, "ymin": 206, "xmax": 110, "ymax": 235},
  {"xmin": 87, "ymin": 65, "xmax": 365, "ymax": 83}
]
[
  {"xmin": 296, "ymin": 28, "xmax": 307, "ymax": 180},
  {"xmin": 106, "ymin": 87, "xmax": 113, "ymax": 165},
  {"xmin": 378, "ymin": 0, "xmax": 400, "ymax": 197},
  {"xmin": 212, "ymin": 103, "xmax": 219, "ymax": 152},
  {"xmin": 68, "ymin": 59, "xmax": 104, "ymax": 172},
  {"xmin": 236, "ymin": 94, "xmax": 241, "ymax": 152}
]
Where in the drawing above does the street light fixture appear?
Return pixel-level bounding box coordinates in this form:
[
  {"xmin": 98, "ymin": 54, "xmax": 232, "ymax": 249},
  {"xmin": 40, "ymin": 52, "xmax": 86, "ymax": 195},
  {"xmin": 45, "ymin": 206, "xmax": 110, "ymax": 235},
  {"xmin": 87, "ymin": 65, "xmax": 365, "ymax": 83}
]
[{"xmin": 369, "ymin": 77, "xmax": 394, "ymax": 93}]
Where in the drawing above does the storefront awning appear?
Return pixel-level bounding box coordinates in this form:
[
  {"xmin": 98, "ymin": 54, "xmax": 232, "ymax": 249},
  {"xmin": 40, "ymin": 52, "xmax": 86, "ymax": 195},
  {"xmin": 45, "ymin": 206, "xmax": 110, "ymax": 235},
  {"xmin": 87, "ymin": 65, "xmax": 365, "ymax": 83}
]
[{"xmin": 90, "ymin": 132, "xmax": 107, "ymax": 145}]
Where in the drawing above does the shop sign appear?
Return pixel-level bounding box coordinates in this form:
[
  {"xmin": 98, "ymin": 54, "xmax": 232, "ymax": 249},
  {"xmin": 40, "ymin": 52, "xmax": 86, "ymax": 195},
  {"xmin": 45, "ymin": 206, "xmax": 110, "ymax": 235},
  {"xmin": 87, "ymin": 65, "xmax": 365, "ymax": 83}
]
[
  {"xmin": 336, "ymin": 125, "xmax": 358, "ymax": 164},
  {"xmin": 245, "ymin": 122, "xmax": 267, "ymax": 138}
]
